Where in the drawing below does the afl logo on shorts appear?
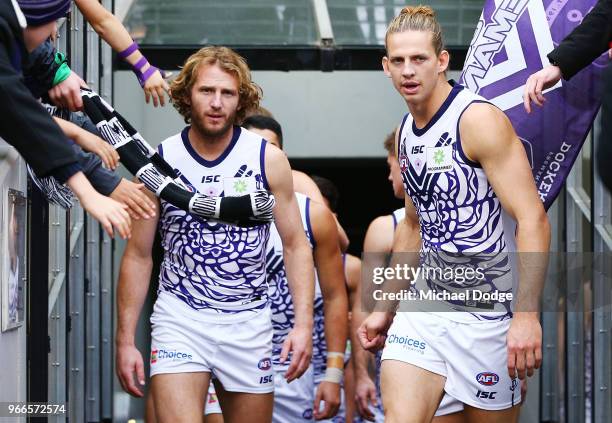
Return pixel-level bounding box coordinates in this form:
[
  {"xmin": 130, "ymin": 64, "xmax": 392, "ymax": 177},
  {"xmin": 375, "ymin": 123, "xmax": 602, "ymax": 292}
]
[
  {"xmin": 150, "ymin": 349, "xmax": 158, "ymax": 364},
  {"xmin": 476, "ymin": 372, "xmax": 499, "ymax": 386},
  {"xmin": 258, "ymin": 358, "xmax": 272, "ymax": 371}
]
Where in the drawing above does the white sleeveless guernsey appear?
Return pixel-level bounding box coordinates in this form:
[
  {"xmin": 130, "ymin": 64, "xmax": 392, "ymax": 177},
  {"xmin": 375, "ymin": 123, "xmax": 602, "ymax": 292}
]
[
  {"xmin": 156, "ymin": 126, "xmax": 271, "ymax": 323},
  {"xmin": 397, "ymin": 82, "xmax": 516, "ymax": 322}
]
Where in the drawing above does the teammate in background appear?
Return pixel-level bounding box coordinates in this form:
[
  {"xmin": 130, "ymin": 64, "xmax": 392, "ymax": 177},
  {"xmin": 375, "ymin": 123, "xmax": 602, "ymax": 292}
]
[
  {"xmin": 359, "ymin": 7, "xmax": 549, "ymax": 422},
  {"xmin": 353, "ymin": 132, "xmax": 464, "ymax": 422},
  {"xmin": 242, "ymin": 115, "xmax": 350, "ymax": 251},
  {"xmin": 243, "ymin": 105, "xmax": 275, "ymax": 119},
  {"xmin": 266, "ymin": 191, "xmax": 348, "ymax": 422},
  {"xmin": 115, "ymin": 46, "xmax": 314, "ymax": 423},
  {"xmin": 310, "ymin": 175, "xmax": 359, "ymax": 423}
]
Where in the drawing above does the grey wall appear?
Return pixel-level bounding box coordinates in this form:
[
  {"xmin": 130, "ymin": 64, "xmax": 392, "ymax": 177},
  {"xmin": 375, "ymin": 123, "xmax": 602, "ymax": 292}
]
[{"xmin": 114, "ymin": 70, "xmax": 461, "ymax": 158}]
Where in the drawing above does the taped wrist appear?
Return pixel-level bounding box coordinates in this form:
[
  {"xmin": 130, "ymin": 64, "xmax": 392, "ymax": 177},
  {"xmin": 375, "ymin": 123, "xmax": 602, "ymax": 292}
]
[
  {"xmin": 323, "ymin": 367, "xmax": 343, "ymax": 384},
  {"xmin": 323, "ymin": 352, "xmax": 345, "ymax": 384}
]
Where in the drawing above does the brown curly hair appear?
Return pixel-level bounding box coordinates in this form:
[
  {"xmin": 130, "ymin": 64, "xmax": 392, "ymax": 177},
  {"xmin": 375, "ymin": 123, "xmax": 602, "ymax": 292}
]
[{"xmin": 170, "ymin": 46, "xmax": 262, "ymax": 124}]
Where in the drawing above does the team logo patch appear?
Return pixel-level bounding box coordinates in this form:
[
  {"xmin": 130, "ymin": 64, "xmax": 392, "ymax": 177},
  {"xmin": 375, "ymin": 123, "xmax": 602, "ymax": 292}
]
[
  {"xmin": 258, "ymin": 357, "xmax": 272, "ymax": 371},
  {"xmin": 302, "ymin": 408, "xmax": 314, "ymax": 419},
  {"xmin": 426, "ymin": 146, "xmax": 453, "ymax": 173},
  {"xmin": 224, "ymin": 176, "xmax": 257, "ymax": 196},
  {"xmin": 476, "ymin": 372, "xmax": 499, "ymax": 386},
  {"xmin": 399, "ymin": 154, "xmax": 410, "ymax": 172}
]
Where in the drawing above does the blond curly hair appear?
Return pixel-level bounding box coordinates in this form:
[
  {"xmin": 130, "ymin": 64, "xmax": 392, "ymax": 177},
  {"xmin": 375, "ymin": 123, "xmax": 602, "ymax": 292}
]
[{"xmin": 170, "ymin": 46, "xmax": 262, "ymax": 124}]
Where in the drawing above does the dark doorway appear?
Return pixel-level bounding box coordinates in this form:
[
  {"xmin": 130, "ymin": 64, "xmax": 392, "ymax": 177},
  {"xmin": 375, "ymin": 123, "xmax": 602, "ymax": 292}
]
[{"xmin": 290, "ymin": 158, "xmax": 403, "ymax": 256}]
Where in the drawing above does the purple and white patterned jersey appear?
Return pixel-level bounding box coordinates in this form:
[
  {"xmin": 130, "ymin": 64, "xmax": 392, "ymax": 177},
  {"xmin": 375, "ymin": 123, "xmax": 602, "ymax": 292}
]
[
  {"xmin": 155, "ymin": 126, "xmax": 271, "ymax": 323},
  {"xmin": 397, "ymin": 82, "xmax": 517, "ymax": 322},
  {"xmin": 267, "ymin": 193, "xmax": 315, "ymax": 368}
]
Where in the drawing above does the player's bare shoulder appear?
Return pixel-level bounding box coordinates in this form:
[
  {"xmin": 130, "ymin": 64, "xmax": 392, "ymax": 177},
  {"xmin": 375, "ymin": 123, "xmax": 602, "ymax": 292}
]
[
  {"xmin": 309, "ymin": 199, "xmax": 337, "ymax": 238},
  {"xmin": 459, "ymin": 101, "xmax": 517, "ymax": 162},
  {"xmin": 264, "ymin": 141, "xmax": 293, "ymax": 191}
]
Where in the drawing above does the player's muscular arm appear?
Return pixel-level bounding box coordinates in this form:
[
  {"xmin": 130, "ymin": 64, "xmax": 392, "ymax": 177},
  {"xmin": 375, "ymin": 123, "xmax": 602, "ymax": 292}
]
[
  {"xmin": 345, "ymin": 255, "xmax": 363, "ymax": 360},
  {"xmin": 115, "ymin": 187, "xmax": 160, "ymax": 397},
  {"xmin": 265, "ymin": 144, "xmax": 315, "ymax": 381},
  {"xmin": 311, "ymin": 201, "xmax": 349, "ymax": 358},
  {"xmin": 346, "ymin": 253, "xmax": 379, "ymax": 421},
  {"xmin": 381, "ymin": 192, "xmax": 422, "ymax": 306},
  {"xmin": 310, "ymin": 200, "xmax": 349, "ymax": 419},
  {"xmin": 460, "ymin": 103, "xmax": 550, "ymax": 254},
  {"xmin": 266, "ymin": 145, "xmax": 314, "ymax": 328},
  {"xmin": 354, "ymin": 217, "xmax": 393, "ymax": 377},
  {"xmin": 460, "ymin": 103, "xmax": 551, "ymax": 380},
  {"xmin": 359, "ymin": 132, "xmax": 421, "ymax": 352}
]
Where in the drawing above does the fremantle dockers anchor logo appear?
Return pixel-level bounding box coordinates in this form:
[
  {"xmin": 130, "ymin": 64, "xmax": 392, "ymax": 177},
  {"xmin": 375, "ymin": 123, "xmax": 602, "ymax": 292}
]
[{"xmin": 461, "ymin": 0, "xmax": 558, "ymax": 111}]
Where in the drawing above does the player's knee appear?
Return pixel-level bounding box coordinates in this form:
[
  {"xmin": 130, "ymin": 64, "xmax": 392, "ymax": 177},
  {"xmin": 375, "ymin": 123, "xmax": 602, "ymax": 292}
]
[
  {"xmin": 385, "ymin": 400, "xmax": 432, "ymax": 423},
  {"xmin": 383, "ymin": 401, "xmax": 406, "ymax": 422}
]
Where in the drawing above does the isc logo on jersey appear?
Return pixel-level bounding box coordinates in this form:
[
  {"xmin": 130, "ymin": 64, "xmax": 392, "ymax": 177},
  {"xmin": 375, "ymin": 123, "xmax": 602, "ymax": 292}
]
[
  {"xmin": 202, "ymin": 175, "xmax": 221, "ymax": 183},
  {"xmin": 259, "ymin": 375, "xmax": 273, "ymax": 384},
  {"xmin": 476, "ymin": 372, "xmax": 499, "ymax": 386},
  {"xmin": 475, "ymin": 390, "xmax": 497, "ymax": 400}
]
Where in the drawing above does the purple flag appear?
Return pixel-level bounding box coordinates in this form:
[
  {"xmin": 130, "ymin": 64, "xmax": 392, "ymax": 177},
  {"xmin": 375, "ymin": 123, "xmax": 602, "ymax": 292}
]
[{"xmin": 459, "ymin": 0, "xmax": 607, "ymax": 210}]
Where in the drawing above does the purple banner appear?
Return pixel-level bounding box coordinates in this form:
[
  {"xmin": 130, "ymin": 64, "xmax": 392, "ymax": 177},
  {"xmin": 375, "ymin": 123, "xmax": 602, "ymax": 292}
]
[{"xmin": 459, "ymin": 0, "xmax": 606, "ymax": 210}]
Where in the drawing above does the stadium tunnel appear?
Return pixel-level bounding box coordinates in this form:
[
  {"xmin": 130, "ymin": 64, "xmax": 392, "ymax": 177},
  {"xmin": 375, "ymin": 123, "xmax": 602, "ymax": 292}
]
[{"xmin": 0, "ymin": 1, "xmax": 609, "ymax": 422}]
